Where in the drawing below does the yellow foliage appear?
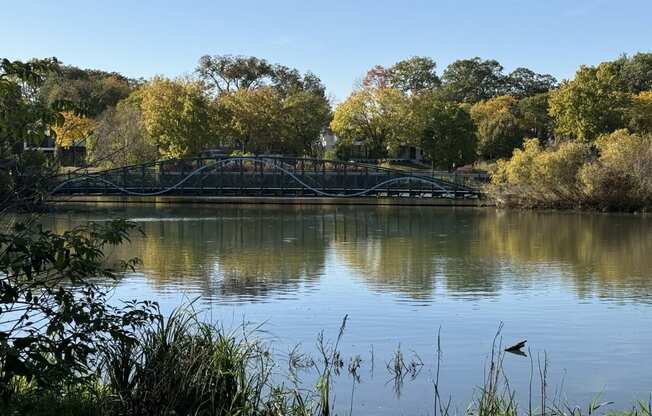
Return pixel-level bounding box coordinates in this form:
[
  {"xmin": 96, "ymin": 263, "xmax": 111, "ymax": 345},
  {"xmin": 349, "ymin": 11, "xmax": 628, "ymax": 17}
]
[
  {"xmin": 52, "ymin": 111, "xmax": 95, "ymax": 148},
  {"xmin": 490, "ymin": 138, "xmax": 591, "ymax": 206},
  {"xmin": 628, "ymin": 91, "xmax": 652, "ymax": 133},
  {"xmin": 138, "ymin": 76, "xmax": 215, "ymax": 159},
  {"xmin": 470, "ymin": 96, "xmax": 524, "ymax": 159},
  {"xmin": 579, "ymin": 129, "xmax": 652, "ymax": 208},
  {"xmin": 330, "ymin": 87, "xmax": 414, "ymax": 158}
]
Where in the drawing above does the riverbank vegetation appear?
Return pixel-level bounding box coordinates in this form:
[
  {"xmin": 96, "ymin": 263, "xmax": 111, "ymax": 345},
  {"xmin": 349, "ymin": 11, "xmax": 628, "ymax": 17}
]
[{"xmin": 5, "ymin": 51, "xmax": 652, "ymax": 209}]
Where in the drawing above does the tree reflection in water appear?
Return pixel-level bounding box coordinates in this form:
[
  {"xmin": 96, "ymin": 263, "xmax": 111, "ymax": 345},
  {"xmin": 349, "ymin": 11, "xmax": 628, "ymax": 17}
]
[{"xmin": 44, "ymin": 204, "xmax": 652, "ymax": 303}]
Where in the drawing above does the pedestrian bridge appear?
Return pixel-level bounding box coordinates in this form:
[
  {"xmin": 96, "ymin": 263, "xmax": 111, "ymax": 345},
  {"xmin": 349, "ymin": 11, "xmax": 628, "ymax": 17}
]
[{"xmin": 52, "ymin": 156, "xmax": 484, "ymax": 200}]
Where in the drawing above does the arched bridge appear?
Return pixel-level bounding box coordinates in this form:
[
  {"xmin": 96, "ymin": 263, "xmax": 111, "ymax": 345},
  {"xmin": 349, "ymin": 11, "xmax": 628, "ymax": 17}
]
[{"xmin": 52, "ymin": 157, "xmax": 484, "ymax": 199}]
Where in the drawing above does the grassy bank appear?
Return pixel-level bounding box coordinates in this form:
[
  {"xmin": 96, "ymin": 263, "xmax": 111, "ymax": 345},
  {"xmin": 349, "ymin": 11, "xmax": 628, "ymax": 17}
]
[{"xmin": 2, "ymin": 309, "xmax": 650, "ymax": 416}]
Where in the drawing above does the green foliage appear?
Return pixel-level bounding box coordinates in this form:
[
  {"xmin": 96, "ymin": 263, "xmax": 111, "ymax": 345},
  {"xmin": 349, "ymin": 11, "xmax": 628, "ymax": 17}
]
[
  {"xmin": 138, "ymin": 77, "xmax": 217, "ymax": 159},
  {"xmin": 197, "ymin": 54, "xmax": 327, "ymax": 100},
  {"xmin": 0, "ymin": 220, "xmax": 158, "ymax": 398},
  {"xmin": 470, "ymin": 96, "xmax": 526, "ymax": 160},
  {"xmin": 198, "ymin": 55, "xmax": 330, "ymax": 156},
  {"xmin": 197, "ymin": 54, "xmax": 275, "ymax": 94},
  {"xmin": 283, "ymin": 90, "xmax": 332, "ymax": 156},
  {"xmin": 627, "ymin": 91, "xmax": 652, "ymax": 134},
  {"xmin": 216, "ymin": 87, "xmax": 286, "ymax": 154},
  {"xmin": 505, "ymin": 67, "xmax": 557, "ymax": 98},
  {"xmin": 39, "ymin": 65, "xmax": 136, "ymax": 117},
  {"xmin": 0, "ymin": 58, "xmax": 62, "ymax": 153},
  {"xmin": 330, "ymin": 87, "xmax": 414, "ymax": 159},
  {"xmin": 441, "ymin": 57, "xmax": 506, "ymax": 103},
  {"xmin": 517, "ymin": 93, "xmax": 553, "ymax": 140},
  {"xmin": 413, "ymin": 94, "xmax": 476, "ymax": 169},
  {"xmin": 612, "ymin": 52, "xmax": 652, "ymax": 93},
  {"xmin": 548, "ymin": 63, "xmax": 630, "ymax": 141},
  {"xmin": 0, "ymin": 58, "xmax": 65, "ymax": 208},
  {"xmin": 363, "ymin": 57, "xmax": 441, "ymax": 94}
]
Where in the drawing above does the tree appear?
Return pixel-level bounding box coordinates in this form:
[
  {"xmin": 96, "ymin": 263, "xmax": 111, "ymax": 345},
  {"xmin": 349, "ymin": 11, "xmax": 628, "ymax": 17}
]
[
  {"xmin": 470, "ymin": 96, "xmax": 526, "ymax": 160},
  {"xmin": 88, "ymin": 98, "xmax": 158, "ymax": 168},
  {"xmin": 1, "ymin": 58, "xmax": 62, "ymax": 153},
  {"xmin": 627, "ymin": 91, "xmax": 652, "ymax": 134},
  {"xmin": 0, "ymin": 58, "xmax": 63, "ymax": 208},
  {"xmin": 413, "ymin": 94, "xmax": 476, "ymax": 169},
  {"xmin": 362, "ymin": 65, "xmax": 391, "ymax": 89},
  {"xmin": 283, "ymin": 90, "xmax": 331, "ymax": 156},
  {"xmin": 330, "ymin": 88, "xmax": 414, "ymax": 159},
  {"xmin": 518, "ymin": 93, "xmax": 553, "ymax": 141},
  {"xmin": 388, "ymin": 56, "xmax": 441, "ymax": 94},
  {"xmin": 505, "ymin": 67, "xmax": 557, "ymax": 98},
  {"xmin": 52, "ymin": 111, "xmax": 95, "ymax": 148},
  {"xmin": 441, "ymin": 57, "xmax": 506, "ymax": 103},
  {"xmin": 196, "ymin": 55, "xmax": 274, "ymax": 95},
  {"xmin": 548, "ymin": 63, "xmax": 630, "ymax": 141},
  {"xmin": 216, "ymin": 87, "xmax": 286, "ymax": 154},
  {"xmin": 138, "ymin": 77, "xmax": 216, "ymax": 159},
  {"xmin": 39, "ymin": 66, "xmax": 135, "ymax": 117},
  {"xmin": 362, "ymin": 57, "xmax": 440, "ymax": 94},
  {"xmin": 613, "ymin": 52, "xmax": 652, "ymax": 93},
  {"xmin": 216, "ymin": 87, "xmax": 329, "ymax": 156}
]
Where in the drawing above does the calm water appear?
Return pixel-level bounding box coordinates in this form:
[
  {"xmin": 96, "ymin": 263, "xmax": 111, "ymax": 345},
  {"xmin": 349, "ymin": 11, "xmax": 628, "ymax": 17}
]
[{"xmin": 45, "ymin": 204, "xmax": 652, "ymax": 415}]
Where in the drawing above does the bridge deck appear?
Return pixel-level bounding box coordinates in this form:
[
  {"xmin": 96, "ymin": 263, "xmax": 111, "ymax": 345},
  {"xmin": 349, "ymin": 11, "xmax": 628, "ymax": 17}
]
[{"xmin": 52, "ymin": 157, "xmax": 485, "ymax": 200}]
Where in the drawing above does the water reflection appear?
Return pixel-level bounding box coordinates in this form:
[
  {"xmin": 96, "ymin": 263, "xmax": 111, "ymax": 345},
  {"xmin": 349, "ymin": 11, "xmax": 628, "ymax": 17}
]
[{"xmin": 45, "ymin": 204, "xmax": 652, "ymax": 303}]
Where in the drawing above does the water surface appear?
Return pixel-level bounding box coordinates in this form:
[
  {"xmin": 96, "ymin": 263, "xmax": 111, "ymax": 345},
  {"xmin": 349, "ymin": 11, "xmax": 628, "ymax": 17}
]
[{"xmin": 45, "ymin": 204, "xmax": 652, "ymax": 415}]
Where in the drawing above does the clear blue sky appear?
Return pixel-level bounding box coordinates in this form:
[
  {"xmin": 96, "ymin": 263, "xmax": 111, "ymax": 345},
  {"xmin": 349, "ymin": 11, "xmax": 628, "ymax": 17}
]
[{"xmin": 3, "ymin": 0, "xmax": 651, "ymax": 101}]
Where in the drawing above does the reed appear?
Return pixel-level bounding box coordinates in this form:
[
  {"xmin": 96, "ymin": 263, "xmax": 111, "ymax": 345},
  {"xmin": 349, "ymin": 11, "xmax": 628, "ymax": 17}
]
[{"xmin": 2, "ymin": 312, "xmax": 650, "ymax": 416}]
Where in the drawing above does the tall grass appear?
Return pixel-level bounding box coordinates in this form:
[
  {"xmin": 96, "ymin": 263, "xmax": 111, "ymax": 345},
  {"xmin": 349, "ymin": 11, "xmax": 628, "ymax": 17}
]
[{"xmin": 2, "ymin": 311, "xmax": 650, "ymax": 416}]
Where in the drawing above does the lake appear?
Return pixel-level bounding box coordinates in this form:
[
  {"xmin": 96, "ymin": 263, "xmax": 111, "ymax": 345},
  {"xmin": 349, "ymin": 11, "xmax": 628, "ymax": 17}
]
[{"xmin": 44, "ymin": 203, "xmax": 652, "ymax": 415}]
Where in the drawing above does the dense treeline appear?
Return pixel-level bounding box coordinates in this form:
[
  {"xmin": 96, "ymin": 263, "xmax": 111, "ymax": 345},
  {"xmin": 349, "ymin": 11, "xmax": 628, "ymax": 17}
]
[
  {"xmin": 2, "ymin": 52, "xmax": 652, "ymax": 208},
  {"xmin": 489, "ymin": 54, "xmax": 652, "ymax": 210}
]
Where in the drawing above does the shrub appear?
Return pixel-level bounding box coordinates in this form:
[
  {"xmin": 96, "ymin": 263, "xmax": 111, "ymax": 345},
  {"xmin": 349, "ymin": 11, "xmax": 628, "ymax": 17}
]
[{"xmin": 580, "ymin": 129, "xmax": 652, "ymax": 210}]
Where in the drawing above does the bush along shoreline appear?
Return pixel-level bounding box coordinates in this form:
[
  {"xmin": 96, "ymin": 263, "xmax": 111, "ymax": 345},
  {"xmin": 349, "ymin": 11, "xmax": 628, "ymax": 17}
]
[{"xmin": 486, "ymin": 130, "xmax": 652, "ymax": 212}]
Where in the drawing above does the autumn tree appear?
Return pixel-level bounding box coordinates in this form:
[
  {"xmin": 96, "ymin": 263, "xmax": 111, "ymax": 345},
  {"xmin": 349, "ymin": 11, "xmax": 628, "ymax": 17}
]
[
  {"xmin": 138, "ymin": 77, "xmax": 217, "ymax": 159},
  {"xmin": 198, "ymin": 55, "xmax": 331, "ymax": 155},
  {"xmin": 548, "ymin": 63, "xmax": 630, "ymax": 141},
  {"xmin": 413, "ymin": 93, "xmax": 476, "ymax": 169},
  {"xmin": 88, "ymin": 98, "xmax": 157, "ymax": 168},
  {"xmin": 330, "ymin": 88, "xmax": 414, "ymax": 159},
  {"xmin": 215, "ymin": 87, "xmax": 285, "ymax": 154},
  {"xmin": 52, "ymin": 111, "xmax": 95, "ymax": 148},
  {"xmin": 627, "ymin": 91, "xmax": 652, "ymax": 134},
  {"xmin": 470, "ymin": 95, "xmax": 526, "ymax": 160}
]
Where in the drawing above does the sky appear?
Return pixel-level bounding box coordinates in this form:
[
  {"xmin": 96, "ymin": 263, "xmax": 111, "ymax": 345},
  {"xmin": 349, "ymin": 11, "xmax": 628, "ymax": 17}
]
[{"xmin": 2, "ymin": 0, "xmax": 652, "ymax": 101}]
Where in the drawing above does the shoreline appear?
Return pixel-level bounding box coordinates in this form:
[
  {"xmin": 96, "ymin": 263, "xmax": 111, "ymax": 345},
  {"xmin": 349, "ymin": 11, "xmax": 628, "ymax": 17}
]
[{"xmin": 47, "ymin": 194, "xmax": 492, "ymax": 207}]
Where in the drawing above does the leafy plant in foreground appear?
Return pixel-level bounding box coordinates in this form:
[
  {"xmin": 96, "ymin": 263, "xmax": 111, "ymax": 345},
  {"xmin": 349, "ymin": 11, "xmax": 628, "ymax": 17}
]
[{"xmin": 0, "ymin": 219, "xmax": 158, "ymax": 399}]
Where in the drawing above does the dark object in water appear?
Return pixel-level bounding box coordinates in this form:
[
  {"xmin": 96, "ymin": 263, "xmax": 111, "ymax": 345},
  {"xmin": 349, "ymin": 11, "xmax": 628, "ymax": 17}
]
[
  {"xmin": 505, "ymin": 340, "xmax": 527, "ymax": 352},
  {"xmin": 506, "ymin": 348, "xmax": 527, "ymax": 357}
]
